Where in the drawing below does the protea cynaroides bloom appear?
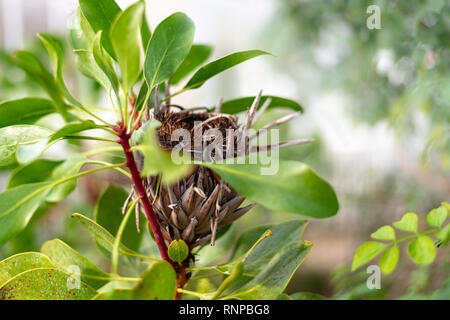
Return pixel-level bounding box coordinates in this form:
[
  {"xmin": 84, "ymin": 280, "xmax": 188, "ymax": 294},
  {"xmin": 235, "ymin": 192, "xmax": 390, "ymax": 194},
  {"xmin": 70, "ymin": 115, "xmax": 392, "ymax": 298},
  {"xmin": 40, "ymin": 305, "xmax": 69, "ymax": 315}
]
[{"xmin": 128, "ymin": 87, "xmax": 312, "ymax": 260}]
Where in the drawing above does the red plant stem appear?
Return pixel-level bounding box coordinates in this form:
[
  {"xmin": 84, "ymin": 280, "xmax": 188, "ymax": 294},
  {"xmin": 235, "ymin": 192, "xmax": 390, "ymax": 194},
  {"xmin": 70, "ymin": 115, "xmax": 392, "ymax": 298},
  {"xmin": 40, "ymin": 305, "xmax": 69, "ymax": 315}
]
[{"xmin": 115, "ymin": 124, "xmax": 173, "ymax": 265}]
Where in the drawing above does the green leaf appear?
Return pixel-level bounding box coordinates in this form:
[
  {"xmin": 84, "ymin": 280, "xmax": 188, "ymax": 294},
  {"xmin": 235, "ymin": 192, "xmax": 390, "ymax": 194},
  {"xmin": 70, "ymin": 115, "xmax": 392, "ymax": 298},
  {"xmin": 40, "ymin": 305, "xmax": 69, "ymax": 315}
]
[
  {"xmin": 110, "ymin": 1, "xmax": 144, "ymax": 91},
  {"xmin": 0, "ymin": 268, "xmax": 96, "ymax": 300},
  {"xmin": 170, "ymin": 44, "xmax": 213, "ymax": 85},
  {"xmin": 49, "ymin": 120, "xmax": 101, "ymax": 143},
  {"xmin": 352, "ymin": 242, "xmax": 387, "ymax": 271},
  {"xmin": 230, "ymin": 220, "xmax": 308, "ymax": 265},
  {"xmin": 407, "ymin": 235, "xmax": 436, "ymax": 265},
  {"xmin": 219, "ymin": 95, "xmax": 303, "ymax": 114},
  {"xmin": 93, "ymin": 32, "xmax": 119, "ymax": 93},
  {"xmin": 71, "ymin": 213, "xmax": 142, "ymax": 258},
  {"xmin": 132, "ymin": 261, "xmax": 176, "ymax": 300},
  {"xmin": 79, "ymin": 0, "xmax": 121, "ymax": 59},
  {"xmin": 0, "ymin": 98, "xmax": 55, "ymax": 128},
  {"xmin": 70, "ymin": 7, "xmax": 95, "ymax": 50},
  {"xmin": 393, "ymin": 212, "xmax": 418, "ymax": 233},
  {"xmin": 370, "ymin": 225, "xmax": 396, "ymax": 241},
  {"xmin": 0, "ymin": 125, "xmax": 53, "ymax": 166},
  {"xmin": 136, "ymin": 120, "xmax": 193, "ymax": 184},
  {"xmin": 379, "ymin": 245, "xmax": 399, "ymax": 274},
  {"xmin": 184, "ymin": 50, "xmax": 270, "ymax": 90},
  {"xmin": 73, "ymin": 49, "xmax": 111, "ymax": 90},
  {"xmin": 144, "ymin": 12, "xmax": 195, "ymax": 91},
  {"xmin": 214, "ymin": 220, "xmax": 310, "ymax": 299},
  {"xmin": 0, "ymin": 252, "xmax": 54, "ymax": 286},
  {"xmin": 0, "ymin": 182, "xmax": 52, "ymax": 246},
  {"xmin": 46, "ymin": 154, "xmax": 87, "ymax": 203},
  {"xmin": 426, "ymin": 206, "xmax": 448, "ymax": 227},
  {"xmin": 168, "ymin": 240, "xmax": 189, "ymax": 263},
  {"xmin": 41, "ymin": 239, "xmax": 109, "ymax": 289},
  {"xmin": 37, "ymin": 33, "xmax": 81, "ymax": 107},
  {"xmin": 203, "ymin": 158, "xmax": 339, "ymax": 218},
  {"xmin": 222, "ymin": 241, "xmax": 312, "ymax": 300},
  {"xmin": 94, "ymin": 185, "xmax": 143, "ymax": 252},
  {"xmin": 7, "ymin": 159, "xmax": 62, "ymax": 189},
  {"xmin": 11, "ymin": 51, "xmax": 69, "ymax": 119}
]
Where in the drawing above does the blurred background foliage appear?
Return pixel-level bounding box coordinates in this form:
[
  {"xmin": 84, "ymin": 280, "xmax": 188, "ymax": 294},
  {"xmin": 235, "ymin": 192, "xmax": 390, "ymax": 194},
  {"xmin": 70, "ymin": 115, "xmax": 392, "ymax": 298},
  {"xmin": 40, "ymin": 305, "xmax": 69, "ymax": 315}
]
[{"xmin": 0, "ymin": 0, "xmax": 448, "ymax": 299}]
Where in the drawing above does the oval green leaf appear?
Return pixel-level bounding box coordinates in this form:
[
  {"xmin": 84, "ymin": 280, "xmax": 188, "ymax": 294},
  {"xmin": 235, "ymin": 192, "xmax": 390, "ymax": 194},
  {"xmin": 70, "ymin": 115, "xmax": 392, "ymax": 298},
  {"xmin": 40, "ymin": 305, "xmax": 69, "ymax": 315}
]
[
  {"xmin": 41, "ymin": 239, "xmax": 109, "ymax": 289},
  {"xmin": 7, "ymin": 159, "xmax": 62, "ymax": 189},
  {"xmin": 0, "ymin": 98, "xmax": 55, "ymax": 128},
  {"xmin": 170, "ymin": 44, "xmax": 213, "ymax": 85},
  {"xmin": 370, "ymin": 225, "xmax": 396, "ymax": 241},
  {"xmin": 204, "ymin": 159, "xmax": 339, "ymax": 218},
  {"xmin": 184, "ymin": 50, "xmax": 270, "ymax": 90},
  {"xmin": 219, "ymin": 95, "xmax": 303, "ymax": 114},
  {"xmin": 71, "ymin": 213, "xmax": 143, "ymax": 258},
  {"xmin": 144, "ymin": 12, "xmax": 195, "ymax": 91},
  {"xmin": 392, "ymin": 212, "xmax": 418, "ymax": 233},
  {"xmin": 132, "ymin": 261, "xmax": 176, "ymax": 300},
  {"xmin": 0, "ymin": 182, "xmax": 52, "ymax": 246},
  {"xmin": 379, "ymin": 245, "xmax": 399, "ymax": 274},
  {"xmin": 79, "ymin": 0, "xmax": 121, "ymax": 59},
  {"xmin": 352, "ymin": 241, "xmax": 387, "ymax": 271},
  {"xmin": 407, "ymin": 235, "xmax": 436, "ymax": 265},
  {"xmin": 110, "ymin": 1, "xmax": 144, "ymax": 91},
  {"xmin": 426, "ymin": 206, "xmax": 448, "ymax": 228},
  {"xmin": 0, "ymin": 268, "xmax": 96, "ymax": 300},
  {"xmin": 0, "ymin": 252, "xmax": 54, "ymax": 286},
  {"xmin": 0, "ymin": 125, "xmax": 53, "ymax": 166}
]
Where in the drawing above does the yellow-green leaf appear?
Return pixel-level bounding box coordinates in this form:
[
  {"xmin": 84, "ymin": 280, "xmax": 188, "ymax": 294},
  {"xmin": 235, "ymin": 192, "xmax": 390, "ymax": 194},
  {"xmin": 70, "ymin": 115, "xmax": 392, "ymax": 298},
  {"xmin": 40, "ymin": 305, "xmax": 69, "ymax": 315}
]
[
  {"xmin": 407, "ymin": 235, "xmax": 436, "ymax": 265},
  {"xmin": 379, "ymin": 245, "xmax": 399, "ymax": 274},
  {"xmin": 392, "ymin": 212, "xmax": 418, "ymax": 233},
  {"xmin": 370, "ymin": 225, "xmax": 396, "ymax": 241}
]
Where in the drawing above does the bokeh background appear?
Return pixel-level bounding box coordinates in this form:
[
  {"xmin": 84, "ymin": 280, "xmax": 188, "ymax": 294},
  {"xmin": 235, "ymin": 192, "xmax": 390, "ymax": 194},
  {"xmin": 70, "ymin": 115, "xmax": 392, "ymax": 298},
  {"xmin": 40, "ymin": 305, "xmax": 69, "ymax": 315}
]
[{"xmin": 0, "ymin": 0, "xmax": 448, "ymax": 299}]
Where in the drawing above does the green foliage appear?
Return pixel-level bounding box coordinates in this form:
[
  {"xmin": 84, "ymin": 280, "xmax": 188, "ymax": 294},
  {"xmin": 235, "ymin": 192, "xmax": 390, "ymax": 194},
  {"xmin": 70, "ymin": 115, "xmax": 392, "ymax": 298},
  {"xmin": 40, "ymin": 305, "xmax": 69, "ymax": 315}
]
[
  {"xmin": 170, "ymin": 44, "xmax": 213, "ymax": 85},
  {"xmin": 71, "ymin": 213, "xmax": 146, "ymax": 259},
  {"xmin": 0, "ymin": 0, "xmax": 341, "ymax": 300},
  {"xmin": 0, "ymin": 252, "xmax": 54, "ymax": 286},
  {"xmin": 183, "ymin": 50, "xmax": 270, "ymax": 90},
  {"xmin": 144, "ymin": 12, "xmax": 195, "ymax": 92},
  {"xmin": 0, "ymin": 268, "xmax": 96, "ymax": 300},
  {"xmin": 41, "ymin": 239, "xmax": 109, "ymax": 289},
  {"xmin": 132, "ymin": 261, "xmax": 176, "ymax": 300},
  {"xmin": 110, "ymin": 1, "xmax": 144, "ymax": 92},
  {"xmin": 219, "ymin": 95, "xmax": 303, "ymax": 114},
  {"xmin": 0, "ymin": 182, "xmax": 52, "ymax": 246},
  {"xmin": 0, "ymin": 98, "xmax": 56, "ymax": 128},
  {"xmin": 352, "ymin": 204, "xmax": 449, "ymax": 274},
  {"xmin": 0, "ymin": 125, "xmax": 53, "ymax": 166},
  {"xmin": 205, "ymin": 158, "xmax": 339, "ymax": 218},
  {"xmin": 79, "ymin": 0, "xmax": 121, "ymax": 59}
]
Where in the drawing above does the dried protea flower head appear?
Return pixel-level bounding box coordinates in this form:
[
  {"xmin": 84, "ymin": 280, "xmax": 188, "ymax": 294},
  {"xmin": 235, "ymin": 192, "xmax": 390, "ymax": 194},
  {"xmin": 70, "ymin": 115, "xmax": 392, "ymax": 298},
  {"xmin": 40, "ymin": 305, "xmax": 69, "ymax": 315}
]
[{"xmin": 131, "ymin": 88, "xmax": 312, "ymax": 251}]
